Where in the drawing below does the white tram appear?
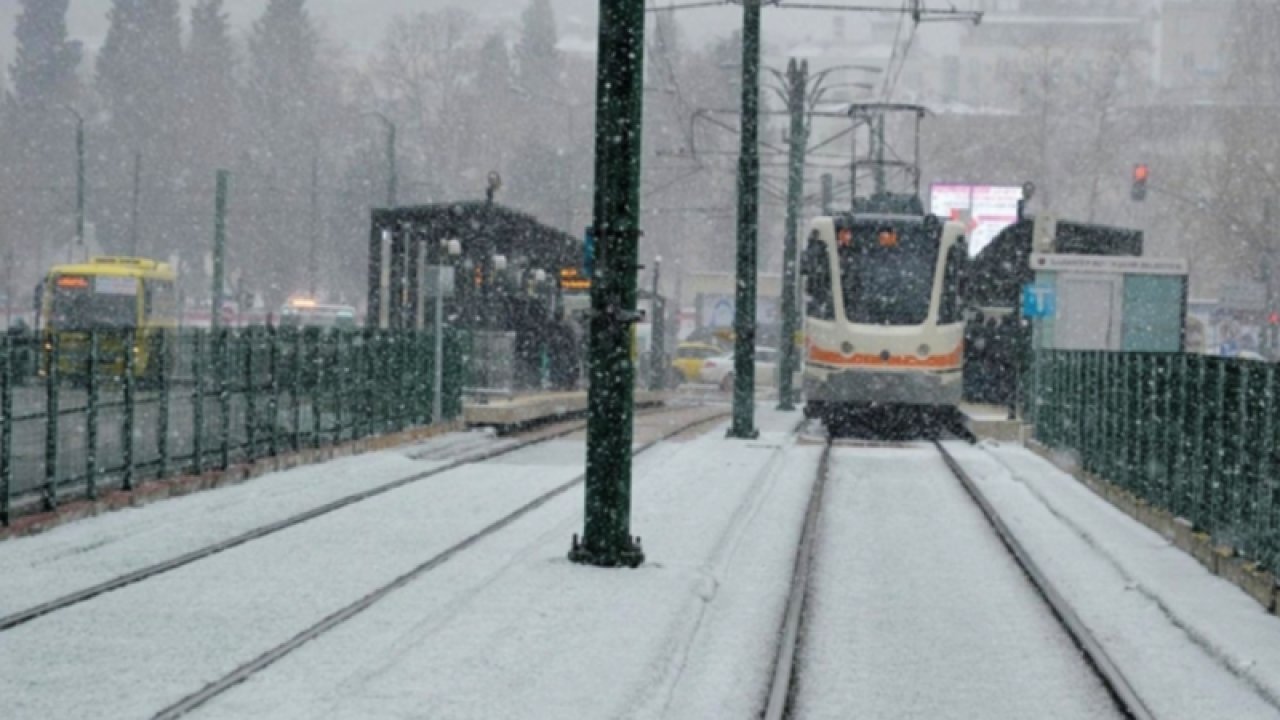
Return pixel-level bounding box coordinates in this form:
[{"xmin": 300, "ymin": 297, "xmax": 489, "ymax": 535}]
[{"xmin": 801, "ymin": 212, "xmax": 967, "ymax": 424}]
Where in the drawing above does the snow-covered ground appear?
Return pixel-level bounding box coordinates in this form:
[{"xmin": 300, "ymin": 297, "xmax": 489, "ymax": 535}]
[
  {"xmin": 7, "ymin": 409, "xmax": 1280, "ymax": 719},
  {"xmin": 947, "ymin": 441, "xmax": 1280, "ymax": 720},
  {"xmin": 792, "ymin": 445, "xmax": 1121, "ymax": 719}
]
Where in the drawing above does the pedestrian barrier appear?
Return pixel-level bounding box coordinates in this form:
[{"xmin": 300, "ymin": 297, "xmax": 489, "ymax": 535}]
[
  {"xmin": 0, "ymin": 326, "xmax": 465, "ymax": 525},
  {"xmin": 1033, "ymin": 350, "xmax": 1280, "ymax": 576}
]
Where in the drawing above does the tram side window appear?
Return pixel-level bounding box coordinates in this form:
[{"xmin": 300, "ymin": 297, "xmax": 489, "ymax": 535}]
[
  {"xmin": 803, "ymin": 234, "xmax": 835, "ymax": 320},
  {"xmin": 939, "ymin": 240, "xmax": 966, "ymax": 324}
]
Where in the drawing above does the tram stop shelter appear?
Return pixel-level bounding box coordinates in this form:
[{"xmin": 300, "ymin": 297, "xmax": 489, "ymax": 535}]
[
  {"xmin": 1026, "ymin": 252, "xmax": 1189, "ymax": 352},
  {"xmin": 367, "ymin": 202, "xmax": 579, "ymax": 331}
]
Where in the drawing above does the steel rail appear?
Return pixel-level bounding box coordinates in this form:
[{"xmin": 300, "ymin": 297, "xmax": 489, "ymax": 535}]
[
  {"xmin": 935, "ymin": 440, "xmax": 1156, "ymax": 720},
  {"xmin": 150, "ymin": 410, "xmax": 730, "ymax": 719},
  {"xmin": 0, "ymin": 405, "xmax": 677, "ymax": 632},
  {"xmin": 762, "ymin": 434, "xmax": 831, "ymax": 720}
]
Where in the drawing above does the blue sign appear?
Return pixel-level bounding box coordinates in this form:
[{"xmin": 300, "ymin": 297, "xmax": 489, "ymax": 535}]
[
  {"xmin": 583, "ymin": 226, "xmax": 596, "ymax": 279},
  {"xmin": 1022, "ymin": 283, "xmax": 1056, "ymax": 318}
]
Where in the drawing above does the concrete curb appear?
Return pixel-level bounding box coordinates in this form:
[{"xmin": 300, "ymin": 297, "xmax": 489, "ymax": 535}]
[
  {"xmin": 1026, "ymin": 440, "xmax": 1278, "ymax": 615},
  {"xmin": 0, "ymin": 419, "xmax": 464, "ymax": 542}
]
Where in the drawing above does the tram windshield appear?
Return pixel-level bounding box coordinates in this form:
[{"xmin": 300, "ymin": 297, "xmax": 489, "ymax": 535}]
[{"xmin": 838, "ymin": 224, "xmax": 938, "ymax": 326}]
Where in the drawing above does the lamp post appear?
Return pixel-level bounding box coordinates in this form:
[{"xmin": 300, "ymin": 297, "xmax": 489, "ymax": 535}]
[
  {"xmin": 64, "ymin": 106, "xmax": 85, "ymax": 262},
  {"xmin": 363, "ymin": 112, "xmax": 397, "ymax": 207}
]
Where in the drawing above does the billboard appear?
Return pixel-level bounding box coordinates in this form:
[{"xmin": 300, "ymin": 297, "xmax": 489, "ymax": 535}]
[{"xmin": 928, "ymin": 184, "xmax": 1024, "ymax": 257}]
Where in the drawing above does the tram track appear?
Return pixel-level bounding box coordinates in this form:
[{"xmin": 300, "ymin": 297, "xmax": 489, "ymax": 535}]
[
  {"xmin": 148, "ymin": 407, "xmax": 729, "ymax": 719},
  {"xmin": 765, "ymin": 427, "xmax": 1151, "ymax": 720},
  {"xmin": 0, "ymin": 404, "xmax": 694, "ymax": 633}
]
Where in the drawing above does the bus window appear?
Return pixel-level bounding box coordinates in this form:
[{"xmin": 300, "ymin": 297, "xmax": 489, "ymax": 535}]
[
  {"xmin": 145, "ymin": 280, "xmax": 177, "ymax": 321},
  {"xmin": 51, "ymin": 274, "xmax": 138, "ymax": 330}
]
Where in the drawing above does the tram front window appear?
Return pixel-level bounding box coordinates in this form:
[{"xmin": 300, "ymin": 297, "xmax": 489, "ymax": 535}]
[{"xmin": 838, "ymin": 226, "xmax": 937, "ymax": 326}]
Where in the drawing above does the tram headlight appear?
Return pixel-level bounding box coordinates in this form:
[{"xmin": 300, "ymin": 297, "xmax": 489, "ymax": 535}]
[{"xmin": 917, "ymin": 344, "xmax": 931, "ymax": 358}]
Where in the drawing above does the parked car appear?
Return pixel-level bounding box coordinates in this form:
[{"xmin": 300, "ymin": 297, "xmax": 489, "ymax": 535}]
[
  {"xmin": 671, "ymin": 342, "xmax": 725, "ymax": 383},
  {"xmin": 699, "ymin": 346, "xmax": 799, "ymax": 391}
]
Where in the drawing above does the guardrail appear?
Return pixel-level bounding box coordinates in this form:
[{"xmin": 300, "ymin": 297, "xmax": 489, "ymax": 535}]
[
  {"xmin": 1033, "ymin": 350, "xmax": 1279, "ymax": 576},
  {"xmin": 0, "ymin": 326, "xmax": 465, "ymax": 525}
]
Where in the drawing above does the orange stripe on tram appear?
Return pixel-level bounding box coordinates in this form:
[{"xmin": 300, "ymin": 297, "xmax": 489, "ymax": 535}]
[{"xmin": 806, "ymin": 341, "xmax": 963, "ymax": 369}]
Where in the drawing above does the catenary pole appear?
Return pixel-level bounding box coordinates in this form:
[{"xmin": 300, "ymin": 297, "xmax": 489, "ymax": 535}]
[
  {"xmin": 569, "ymin": 0, "xmax": 647, "ymax": 568},
  {"xmin": 729, "ymin": 0, "xmax": 762, "ymax": 439},
  {"xmin": 778, "ymin": 59, "xmax": 808, "ymax": 411}
]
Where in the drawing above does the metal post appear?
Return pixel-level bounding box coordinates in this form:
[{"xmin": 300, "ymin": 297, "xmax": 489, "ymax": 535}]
[
  {"xmin": 218, "ymin": 329, "xmax": 230, "ymax": 470},
  {"xmin": 212, "ymin": 171, "xmax": 229, "ymax": 332},
  {"xmin": 130, "ymin": 151, "xmax": 141, "ymax": 256},
  {"xmin": 192, "ymin": 331, "xmax": 204, "ymax": 474},
  {"xmin": 74, "ymin": 113, "xmax": 85, "ymax": 260},
  {"xmin": 86, "ymin": 331, "xmax": 98, "ymax": 498},
  {"xmin": 570, "ymin": 0, "xmax": 647, "ymax": 569},
  {"xmin": 309, "ymin": 156, "xmax": 319, "ymax": 297},
  {"xmin": 779, "ymin": 59, "xmax": 808, "ymax": 412},
  {"xmin": 433, "ymin": 266, "xmax": 445, "ymax": 423},
  {"xmin": 43, "ymin": 334, "xmax": 59, "ymax": 510},
  {"xmin": 873, "ymin": 112, "xmax": 886, "ymax": 196},
  {"xmin": 0, "ymin": 336, "xmax": 9, "ymax": 525},
  {"xmin": 123, "ymin": 329, "xmax": 136, "ymax": 490},
  {"xmin": 729, "ymin": 0, "xmax": 762, "ymax": 440},
  {"xmin": 649, "ymin": 257, "xmax": 665, "ymax": 391}
]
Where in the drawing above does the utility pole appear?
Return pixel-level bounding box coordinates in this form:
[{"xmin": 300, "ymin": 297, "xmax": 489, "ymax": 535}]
[
  {"xmin": 729, "ymin": 0, "xmax": 762, "ymax": 440},
  {"xmin": 309, "ymin": 156, "xmax": 319, "ymax": 297},
  {"xmin": 64, "ymin": 107, "xmax": 86, "ymax": 261},
  {"xmin": 211, "ymin": 170, "xmax": 229, "ymax": 333},
  {"xmin": 130, "ymin": 151, "xmax": 141, "ymax": 257},
  {"xmin": 778, "ymin": 58, "xmax": 808, "ymax": 412},
  {"xmin": 569, "ymin": 0, "xmax": 647, "ymax": 569},
  {"xmin": 650, "ymin": 256, "xmax": 665, "ymax": 391},
  {"xmin": 873, "ymin": 113, "xmax": 887, "ymax": 196}
]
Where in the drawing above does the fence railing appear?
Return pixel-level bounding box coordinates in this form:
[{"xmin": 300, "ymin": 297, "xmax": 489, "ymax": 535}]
[
  {"xmin": 1033, "ymin": 350, "xmax": 1280, "ymax": 576},
  {"xmin": 0, "ymin": 326, "xmax": 465, "ymax": 526}
]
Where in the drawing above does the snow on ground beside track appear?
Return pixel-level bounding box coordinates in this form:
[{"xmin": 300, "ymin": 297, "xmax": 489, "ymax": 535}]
[
  {"xmin": 192, "ymin": 409, "xmax": 809, "ymax": 720},
  {"xmin": 2, "ymin": 439, "xmax": 597, "ymax": 720},
  {"xmin": 794, "ymin": 445, "xmax": 1121, "ymax": 720},
  {"xmin": 0, "ymin": 428, "xmax": 507, "ymax": 616},
  {"xmin": 947, "ymin": 441, "xmax": 1280, "ymax": 720}
]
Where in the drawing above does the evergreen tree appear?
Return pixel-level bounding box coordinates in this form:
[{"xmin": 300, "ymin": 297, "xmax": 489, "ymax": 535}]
[
  {"xmin": 515, "ymin": 0, "xmax": 560, "ymax": 97},
  {"xmin": 9, "ymin": 0, "xmax": 81, "ymax": 110},
  {"xmin": 4, "ymin": 0, "xmax": 83, "ymax": 279}
]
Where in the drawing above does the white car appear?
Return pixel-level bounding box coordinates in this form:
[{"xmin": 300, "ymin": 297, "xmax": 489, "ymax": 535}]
[{"xmin": 699, "ymin": 346, "xmax": 797, "ymax": 391}]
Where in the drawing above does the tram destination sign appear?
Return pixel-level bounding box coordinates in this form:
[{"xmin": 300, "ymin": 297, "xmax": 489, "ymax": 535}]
[{"xmin": 1029, "ymin": 253, "xmax": 1188, "ymax": 276}]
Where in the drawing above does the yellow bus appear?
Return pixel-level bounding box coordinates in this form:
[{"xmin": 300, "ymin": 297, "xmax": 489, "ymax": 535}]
[{"xmin": 41, "ymin": 257, "xmax": 177, "ymax": 381}]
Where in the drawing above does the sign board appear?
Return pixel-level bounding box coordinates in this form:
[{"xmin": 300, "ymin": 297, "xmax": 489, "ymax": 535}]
[
  {"xmin": 929, "ymin": 183, "xmax": 1023, "ymax": 257},
  {"xmin": 699, "ymin": 294, "xmax": 779, "ymax": 329},
  {"xmin": 423, "ymin": 265, "xmax": 455, "ymax": 299},
  {"xmin": 1022, "ymin": 283, "xmax": 1056, "ymax": 318},
  {"xmin": 1029, "ymin": 253, "xmax": 1188, "ymax": 276},
  {"xmin": 1219, "ymin": 282, "xmax": 1267, "ymax": 312}
]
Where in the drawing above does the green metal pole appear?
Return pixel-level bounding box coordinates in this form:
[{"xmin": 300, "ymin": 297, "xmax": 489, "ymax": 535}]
[
  {"xmin": 570, "ymin": 0, "xmax": 647, "ymax": 569},
  {"xmin": 1, "ymin": 337, "xmax": 11, "ymax": 525},
  {"xmin": 130, "ymin": 151, "xmax": 141, "ymax": 257},
  {"xmin": 75, "ymin": 116, "xmax": 85, "ymax": 259},
  {"xmin": 649, "ymin": 257, "xmax": 665, "ymax": 391},
  {"xmin": 43, "ymin": 334, "xmax": 59, "ymax": 510},
  {"xmin": 192, "ymin": 331, "xmax": 204, "ymax": 474},
  {"xmin": 778, "ymin": 58, "xmax": 808, "ymax": 412},
  {"xmin": 158, "ymin": 333, "xmax": 170, "ymax": 478},
  {"xmin": 123, "ymin": 329, "xmax": 136, "ymax": 490},
  {"xmin": 212, "ymin": 171, "xmax": 229, "ymax": 333},
  {"xmin": 219, "ymin": 329, "xmax": 230, "ymax": 470},
  {"xmin": 729, "ymin": 0, "xmax": 762, "ymax": 440},
  {"xmin": 86, "ymin": 331, "xmax": 98, "ymax": 498}
]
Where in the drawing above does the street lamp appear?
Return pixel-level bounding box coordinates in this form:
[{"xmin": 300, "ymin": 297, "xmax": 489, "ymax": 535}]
[
  {"xmin": 362, "ymin": 111, "xmax": 397, "ymax": 207},
  {"xmin": 63, "ymin": 106, "xmax": 85, "ymax": 262}
]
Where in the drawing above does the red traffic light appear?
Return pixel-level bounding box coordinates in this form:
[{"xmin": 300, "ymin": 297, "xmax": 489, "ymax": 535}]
[
  {"xmin": 1131, "ymin": 164, "xmax": 1149, "ymax": 201},
  {"xmin": 1269, "ymin": 311, "xmax": 1279, "ymax": 326}
]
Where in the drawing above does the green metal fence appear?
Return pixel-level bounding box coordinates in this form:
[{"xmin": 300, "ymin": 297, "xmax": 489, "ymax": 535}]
[
  {"xmin": 0, "ymin": 326, "xmax": 465, "ymax": 526},
  {"xmin": 1034, "ymin": 350, "xmax": 1280, "ymax": 576}
]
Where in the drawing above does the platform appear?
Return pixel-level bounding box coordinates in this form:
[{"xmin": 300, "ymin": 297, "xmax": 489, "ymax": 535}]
[
  {"xmin": 463, "ymin": 390, "xmax": 667, "ymax": 428},
  {"xmin": 960, "ymin": 402, "xmax": 1026, "ymax": 443}
]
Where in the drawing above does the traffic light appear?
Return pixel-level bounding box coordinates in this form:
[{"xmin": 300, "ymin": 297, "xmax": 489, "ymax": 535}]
[{"xmin": 1131, "ymin": 164, "xmax": 1149, "ymax": 202}]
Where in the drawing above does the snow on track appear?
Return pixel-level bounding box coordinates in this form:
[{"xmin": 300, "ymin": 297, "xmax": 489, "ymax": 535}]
[
  {"xmin": 180, "ymin": 410, "xmax": 810, "ymax": 720},
  {"xmin": 792, "ymin": 445, "xmax": 1122, "ymax": 720},
  {"xmin": 947, "ymin": 441, "xmax": 1280, "ymax": 720}
]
